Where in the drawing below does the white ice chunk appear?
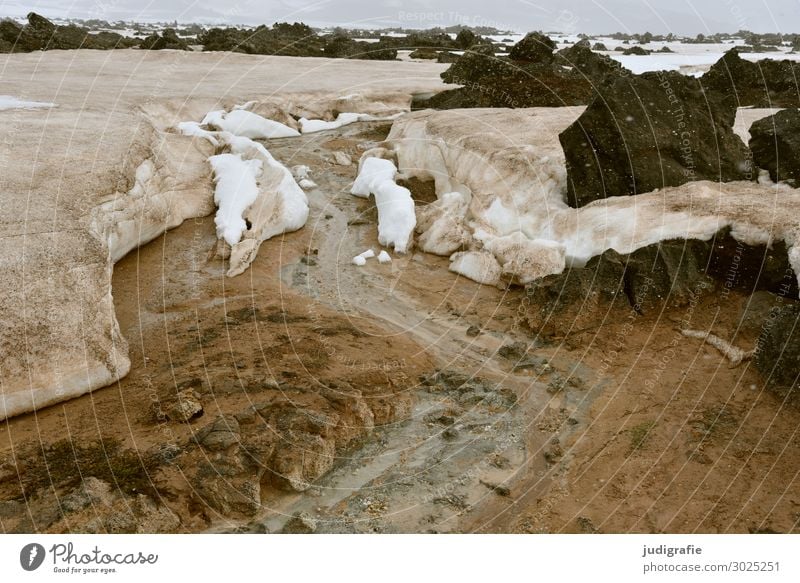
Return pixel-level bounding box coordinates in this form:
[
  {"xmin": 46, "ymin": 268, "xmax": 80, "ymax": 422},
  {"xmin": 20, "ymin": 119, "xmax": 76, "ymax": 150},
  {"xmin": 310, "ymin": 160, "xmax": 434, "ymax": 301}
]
[
  {"xmin": 449, "ymin": 251, "xmax": 502, "ymax": 286},
  {"xmin": 377, "ymin": 250, "xmax": 392, "ymax": 263},
  {"xmin": 177, "ymin": 121, "xmax": 219, "ymax": 146},
  {"xmin": 352, "ymin": 157, "xmax": 416, "ymax": 253},
  {"xmin": 300, "ymin": 112, "xmax": 362, "ymax": 133},
  {"xmin": 416, "ymin": 191, "xmax": 470, "ymax": 255},
  {"xmin": 208, "ymin": 153, "xmax": 262, "ymax": 246},
  {"xmin": 205, "ymin": 109, "xmax": 300, "ymax": 139},
  {"xmin": 352, "ymin": 255, "xmax": 367, "ymax": 266}
]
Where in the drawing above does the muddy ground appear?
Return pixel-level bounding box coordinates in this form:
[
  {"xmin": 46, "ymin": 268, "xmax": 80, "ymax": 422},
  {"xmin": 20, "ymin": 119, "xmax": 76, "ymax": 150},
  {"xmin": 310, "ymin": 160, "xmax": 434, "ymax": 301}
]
[{"xmin": 1, "ymin": 121, "xmax": 798, "ymax": 534}]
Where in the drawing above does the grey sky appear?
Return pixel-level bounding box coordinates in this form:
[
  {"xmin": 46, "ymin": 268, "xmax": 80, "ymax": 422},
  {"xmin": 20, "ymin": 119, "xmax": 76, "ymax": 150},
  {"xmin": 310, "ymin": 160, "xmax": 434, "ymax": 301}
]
[{"xmin": 2, "ymin": 0, "xmax": 799, "ymax": 34}]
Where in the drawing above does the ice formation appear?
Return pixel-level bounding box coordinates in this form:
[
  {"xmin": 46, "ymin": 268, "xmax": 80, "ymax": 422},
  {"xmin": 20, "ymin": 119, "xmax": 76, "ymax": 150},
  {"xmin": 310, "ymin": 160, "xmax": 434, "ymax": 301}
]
[
  {"xmin": 179, "ymin": 106, "xmax": 310, "ymax": 276},
  {"xmin": 378, "ymin": 250, "xmax": 392, "ymax": 263},
  {"xmin": 351, "ymin": 157, "xmax": 416, "ymax": 253},
  {"xmin": 0, "ymin": 95, "xmax": 56, "ymax": 110},
  {"xmin": 208, "ymin": 154, "xmax": 262, "ymax": 245},
  {"xmin": 177, "ymin": 121, "xmax": 220, "ymax": 146},
  {"xmin": 299, "ymin": 111, "xmax": 403, "ymax": 133},
  {"xmin": 203, "ymin": 109, "xmax": 300, "ymax": 139},
  {"xmin": 384, "ymin": 107, "xmax": 800, "ymax": 288}
]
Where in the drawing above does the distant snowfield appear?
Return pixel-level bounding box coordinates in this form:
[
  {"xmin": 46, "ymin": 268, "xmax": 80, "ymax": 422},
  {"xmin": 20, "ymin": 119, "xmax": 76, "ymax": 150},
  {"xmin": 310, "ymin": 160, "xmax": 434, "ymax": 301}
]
[
  {"xmin": 0, "ymin": 95, "xmax": 56, "ymax": 110},
  {"xmin": 558, "ymin": 35, "xmax": 800, "ymax": 76}
]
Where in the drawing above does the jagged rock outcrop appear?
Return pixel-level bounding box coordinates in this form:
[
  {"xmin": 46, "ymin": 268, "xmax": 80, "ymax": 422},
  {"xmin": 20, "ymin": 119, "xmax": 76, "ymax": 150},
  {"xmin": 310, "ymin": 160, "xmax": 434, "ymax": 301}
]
[
  {"xmin": 701, "ymin": 48, "xmax": 800, "ymax": 107},
  {"xmin": 560, "ymin": 71, "xmax": 752, "ymax": 207},
  {"xmin": 140, "ymin": 28, "xmax": 190, "ymax": 50},
  {"xmin": 523, "ymin": 229, "xmax": 798, "ymax": 335},
  {"xmin": 749, "ymin": 109, "xmax": 800, "ymax": 186},
  {"xmin": 755, "ymin": 302, "xmax": 800, "ymax": 398},
  {"xmin": 556, "ymin": 39, "xmax": 627, "ymax": 82},
  {"xmin": 509, "ymin": 32, "xmax": 557, "ymax": 64},
  {"xmin": 0, "ymin": 13, "xmax": 138, "ymax": 52},
  {"xmin": 428, "ymin": 33, "xmax": 627, "ymax": 110}
]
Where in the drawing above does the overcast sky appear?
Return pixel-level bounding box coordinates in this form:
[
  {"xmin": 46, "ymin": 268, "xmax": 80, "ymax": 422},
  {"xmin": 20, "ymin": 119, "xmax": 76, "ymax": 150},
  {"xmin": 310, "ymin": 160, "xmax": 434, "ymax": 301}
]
[{"xmin": 2, "ymin": 0, "xmax": 799, "ymax": 34}]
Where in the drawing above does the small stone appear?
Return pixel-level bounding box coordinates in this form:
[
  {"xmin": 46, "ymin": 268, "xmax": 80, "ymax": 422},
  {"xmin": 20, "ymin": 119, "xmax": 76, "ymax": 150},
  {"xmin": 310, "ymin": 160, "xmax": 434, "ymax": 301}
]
[
  {"xmin": 196, "ymin": 416, "xmax": 241, "ymax": 451},
  {"xmin": 332, "ymin": 151, "xmax": 352, "ymax": 166},
  {"xmin": 282, "ymin": 511, "xmax": 317, "ymax": 534},
  {"xmin": 480, "ymin": 480, "xmax": 511, "ymax": 497},
  {"xmin": 169, "ymin": 390, "xmax": 204, "ymax": 422}
]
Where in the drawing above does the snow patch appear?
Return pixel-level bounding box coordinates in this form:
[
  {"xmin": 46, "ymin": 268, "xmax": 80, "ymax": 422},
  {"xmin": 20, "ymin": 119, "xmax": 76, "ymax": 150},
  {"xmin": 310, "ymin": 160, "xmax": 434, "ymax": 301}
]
[
  {"xmin": 177, "ymin": 121, "xmax": 219, "ymax": 146},
  {"xmin": 208, "ymin": 153, "xmax": 262, "ymax": 246},
  {"xmin": 299, "ymin": 111, "xmax": 403, "ymax": 134},
  {"xmin": 378, "ymin": 250, "xmax": 392, "ymax": 263},
  {"xmin": 204, "ymin": 109, "xmax": 300, "ymax": 139},
  {"xmin": 351, "ymin": 157, "xmax": 416, "ymax": 253},
  {"xmin": 0, "ymin": 95, "xmax": 56, "ymax": 110},
  {"xmin": 449, "ymin": 251, "xmax": 503, "ymax": 286},
  {"xmin": 416, "ymin": 191, "xmax": 471, "ymax": 256}
]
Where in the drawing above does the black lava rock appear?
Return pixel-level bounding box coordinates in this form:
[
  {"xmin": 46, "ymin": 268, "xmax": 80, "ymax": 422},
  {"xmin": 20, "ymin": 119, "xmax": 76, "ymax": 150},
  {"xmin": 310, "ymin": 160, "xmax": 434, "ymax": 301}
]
[{"xmin": 749, "ymin": 108, "xmax": 800, "ymax": 186}]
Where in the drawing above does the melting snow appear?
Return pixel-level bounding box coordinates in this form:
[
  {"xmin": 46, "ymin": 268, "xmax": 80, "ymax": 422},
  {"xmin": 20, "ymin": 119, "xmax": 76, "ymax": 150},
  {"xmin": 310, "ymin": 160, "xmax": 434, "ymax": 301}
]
[
  {"xmin": 351, "ymin": 157, "xmax": 416, "ymax": 253},
  {"xmin": 0, "ymin": 96, "xmax": 56, "ymax": 110}
]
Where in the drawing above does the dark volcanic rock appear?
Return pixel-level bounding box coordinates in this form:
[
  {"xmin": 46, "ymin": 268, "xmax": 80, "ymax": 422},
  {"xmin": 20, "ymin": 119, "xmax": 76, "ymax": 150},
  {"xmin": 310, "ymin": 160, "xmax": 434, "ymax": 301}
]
[
  {"xmin": 440, "ymin": 44, "xmax": 509, "ymax": 84},
  {"xmin": 509, "ymin": 32, "xmax": 556, "ymax": 64},
  {"xmin": 556, "ymin": 40, "xmax": 628, "ymax": 83},
  {"xmin": 0, "ymin": 13, "xmax": 138, "ymax": 52},
  {"xmin": 754, "ymin": 302, "xmax": 800, "ymax": 397},
  {"xmin": 701, "ymin": 48, "xmax": 800, "ymax": 107},
  {"xmin": 622, "ymin": 46, "xmax": 650, "ymax": 55},
  {"xmin": 409, "ymin": 47, "xmax": 439, "ymax": 59},
  {"xmin": 140, "ymin": 28, "xmax": 190, "ymax": 50},
  {"xmin": 0, "ymin": 19, "xmax": 23, "ymax": 51},
  {"xmin": 429, "ymin": 32, "xmax": 632, "ymax": 110},
  {"xmin": 430, "ymin": 44, "xmax": 603, "ymax": 109},
  {"xmin": 706, "ymin": 229, "xmax": 798, "ymax": 297},
  {"xmin": 559, "ymin": 71, "xmax": 751, "ymax": 207},
  {"xmin": 437, "ymin": 51, "xmax": 459, "ymax": 63},
  {"xmin": 523, "ymin": 230, "xmax": 797, "ymax": 336},
  {"xmin": 749, "ymin": 108, "xmax": 800, "ymax": 186}
]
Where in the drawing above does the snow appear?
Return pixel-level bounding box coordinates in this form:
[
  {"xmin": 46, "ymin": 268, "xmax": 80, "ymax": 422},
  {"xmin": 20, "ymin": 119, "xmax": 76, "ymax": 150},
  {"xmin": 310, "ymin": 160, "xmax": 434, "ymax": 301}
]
[
  {"xmin": 0, "ymin": 95, "xmax": 56, "ymax": 110},
  {"xmin": 416, "ymin": 191, "xmax": 470, "ymax": 255},
  {"xmin": 291, "ymin": 165, "xmax": 311, "ymax": 180},
  {"xmin": 449, "ymin": 251, "xmax": 503, "ymax": 286},
  {"xmin": 300, "ymin": 112, "xmax": 362, "ymax": 133},
  {"xmin": 351, "ymin": 157, "xmax": 416, "ymax": 253},
  {"xmin": 203, "ymin": 109, "xmax": 300, "ymax": 139},
  {"xmin": 352, "ymin": 255, "xmax": 367, "ymax": 266},
  {"xmin": 606, "ymin": 44, "xmax": 800, "ymax": 77},
  {"xmin": 387, "ymin": 107, "xmax": 800, "ymax": 289},
  {"xmin": 358, "ymin": 249, "xmax": 376, "ymax": 259},
  {"xmin": 299, "ymin": 178, "xmax": 317, "ymax": 189},
  {"xmin": 177, "ymin": 121, "xmax": 220, "ymax": 146},
  {"xmin": 378, "ymin": 250, "xmax": 392, "ymax": 263},
  {"xmin": 299, "ymin": 111, "xmax": 403, "ymax": 133},
  {"xmin": 208, "ymin": 153, "xmax": 262, "ymax": 246},
  {"xmin": 180, "ymin": 104, "xmax": 310, "ymax": 276}
]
